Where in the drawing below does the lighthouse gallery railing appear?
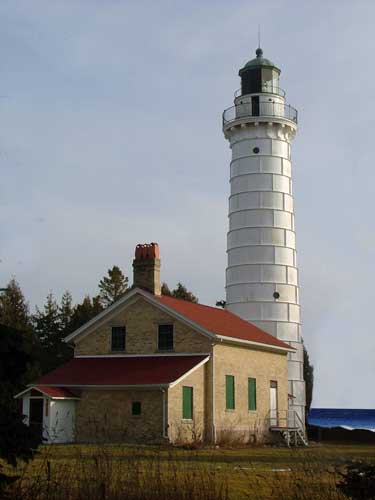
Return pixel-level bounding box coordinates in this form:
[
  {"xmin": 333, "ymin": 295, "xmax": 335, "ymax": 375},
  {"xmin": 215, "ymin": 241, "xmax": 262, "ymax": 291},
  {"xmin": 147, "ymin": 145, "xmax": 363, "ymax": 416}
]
[
  {"xmin": 223, "ymin": 101, "xmax": 298, "ymax": 126},
  {"xmin": 234, "ymin": 86, "xmax": 286, "ymax": 98}
]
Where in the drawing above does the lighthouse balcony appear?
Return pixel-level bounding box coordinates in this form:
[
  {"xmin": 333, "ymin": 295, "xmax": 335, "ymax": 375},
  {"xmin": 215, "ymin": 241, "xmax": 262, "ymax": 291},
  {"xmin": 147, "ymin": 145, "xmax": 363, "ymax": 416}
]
[
  {"xmin": 223, "ymin": 101, "xmax": 298, "ymax": 128},
  {"xmin": 234, "ymin": 86, "xmax": 286, "ymax": 98}
]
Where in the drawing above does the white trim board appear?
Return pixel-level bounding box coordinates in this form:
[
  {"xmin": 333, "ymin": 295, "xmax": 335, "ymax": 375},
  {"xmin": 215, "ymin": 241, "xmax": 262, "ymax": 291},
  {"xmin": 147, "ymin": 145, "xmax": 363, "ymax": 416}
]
[
  {"xmin": 75, "ymin": 353, "xmax": 211, "ymax": 358},
  {"xmin": 14, "ymin": 386, "xmax": 80, "ymax": 400},
  {"xmin": 216, "ymin": 335, "xmax": 295, "ymax": 354},
  {"xmin": 169, "ymin": 356, "xmax": 210, "ymax": 388},
  {"xmin": 19, "ymin": 357, "xmax": 210, "ymax": 393},
  {"xmin": 64, "ymin": 288, "xmax": 216, "ymax": 345},
  {"xmin": 64, "ymin": 287, "xmax": 291, "ymax": 354},
  {"xmin": 64, "ymin": 290, "xmax": 141, "ymax": 343},
  {"xmin": 26, "ymin": 384, "xmax": 170, "ymax": 390}
]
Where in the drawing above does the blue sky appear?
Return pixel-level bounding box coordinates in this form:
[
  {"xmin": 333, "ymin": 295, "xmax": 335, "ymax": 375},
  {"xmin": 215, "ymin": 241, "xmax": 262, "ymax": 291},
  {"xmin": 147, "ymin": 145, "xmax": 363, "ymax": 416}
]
[{"xmin": 1, "ymin": 0, "xmax": 375, "ymax": 408}]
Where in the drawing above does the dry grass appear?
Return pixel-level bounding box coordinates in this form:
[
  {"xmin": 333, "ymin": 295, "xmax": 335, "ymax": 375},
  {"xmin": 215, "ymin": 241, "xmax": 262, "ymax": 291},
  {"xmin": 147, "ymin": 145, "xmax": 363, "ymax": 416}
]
[{"xmin": 2, "ymin": 442, "xmax": 375, "ymax": 499}]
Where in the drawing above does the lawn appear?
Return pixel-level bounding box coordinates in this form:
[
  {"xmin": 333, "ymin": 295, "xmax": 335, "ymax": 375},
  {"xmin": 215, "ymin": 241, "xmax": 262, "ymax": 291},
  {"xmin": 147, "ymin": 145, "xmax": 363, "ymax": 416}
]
[{"xmin": 3, "ymin": 442, "xmax": 375, "ymax": 499}]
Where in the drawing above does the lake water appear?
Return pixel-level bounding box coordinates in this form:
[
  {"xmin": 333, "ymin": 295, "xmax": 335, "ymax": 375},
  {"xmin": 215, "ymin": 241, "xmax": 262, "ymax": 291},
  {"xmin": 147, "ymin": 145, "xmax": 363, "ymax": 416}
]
[{"xmin": 308, "ymin": 408, "xmax": 375, "ymax": 432}]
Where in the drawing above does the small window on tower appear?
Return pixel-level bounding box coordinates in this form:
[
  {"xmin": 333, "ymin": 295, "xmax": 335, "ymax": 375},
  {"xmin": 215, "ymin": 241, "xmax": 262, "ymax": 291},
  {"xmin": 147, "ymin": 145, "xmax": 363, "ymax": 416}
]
[{"xmin": 253, "ymin": 147, "xmax": 260, "ymax": 154}]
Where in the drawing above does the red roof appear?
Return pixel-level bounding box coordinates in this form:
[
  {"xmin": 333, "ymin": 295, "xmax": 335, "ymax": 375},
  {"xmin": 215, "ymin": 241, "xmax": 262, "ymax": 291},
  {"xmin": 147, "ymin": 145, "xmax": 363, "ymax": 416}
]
[
  {"xmin": 35, "ymin": 355, "xmax": 208, "ymax": 387},
  {"xmin": 151, "ymin": 294, "xmax": 290, "ymax": 350},
  {"xmin": 35, "ymin": 386, "xmax": 79, "ymax": 398}
]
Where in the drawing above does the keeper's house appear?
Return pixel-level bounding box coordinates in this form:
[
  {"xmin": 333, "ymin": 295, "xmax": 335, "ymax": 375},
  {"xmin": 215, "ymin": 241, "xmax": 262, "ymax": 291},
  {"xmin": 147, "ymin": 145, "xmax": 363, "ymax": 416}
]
[{"xmin": 15, "ymin": 243, "xmax": 293, "ymax": 444}]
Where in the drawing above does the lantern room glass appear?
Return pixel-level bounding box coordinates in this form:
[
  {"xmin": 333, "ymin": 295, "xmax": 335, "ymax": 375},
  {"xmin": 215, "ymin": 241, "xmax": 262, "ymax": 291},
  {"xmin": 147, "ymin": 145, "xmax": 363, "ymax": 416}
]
[
  {"xmin": 240, "ymin": 67, "xmax": 280, "ymax": 96},
  {"xmin": 261, "ymin": 68, "xmax": 279, "ymax": 93}
]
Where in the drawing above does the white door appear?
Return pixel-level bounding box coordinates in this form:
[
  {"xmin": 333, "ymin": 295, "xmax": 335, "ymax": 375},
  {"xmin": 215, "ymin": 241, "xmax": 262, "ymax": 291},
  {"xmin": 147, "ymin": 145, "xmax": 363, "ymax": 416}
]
[{"xmin": 270, "ymin": 381, "xmax": 278, "ymax": 427}]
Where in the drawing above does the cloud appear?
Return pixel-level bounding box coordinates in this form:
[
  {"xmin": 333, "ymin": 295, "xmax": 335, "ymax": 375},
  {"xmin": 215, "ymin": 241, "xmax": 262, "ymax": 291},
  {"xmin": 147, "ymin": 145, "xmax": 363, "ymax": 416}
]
[{"xmin": 1, "ymin": 0, "xmax": 374, "ymax": 408}]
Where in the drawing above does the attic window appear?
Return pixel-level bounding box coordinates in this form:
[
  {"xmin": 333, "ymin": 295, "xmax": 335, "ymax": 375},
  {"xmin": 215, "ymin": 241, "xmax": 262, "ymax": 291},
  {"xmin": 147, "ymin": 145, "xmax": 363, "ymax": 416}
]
[
  {"xmin": 158, "ymin": 324, "xmax": 174, "ymax": 351},
  {"xmin": 132, "ymin": 401, "xmax": 141, "ymax": 416},
  {"xmin": 111, "ymin": 326, "xmax": 126, "ymax": 352}
]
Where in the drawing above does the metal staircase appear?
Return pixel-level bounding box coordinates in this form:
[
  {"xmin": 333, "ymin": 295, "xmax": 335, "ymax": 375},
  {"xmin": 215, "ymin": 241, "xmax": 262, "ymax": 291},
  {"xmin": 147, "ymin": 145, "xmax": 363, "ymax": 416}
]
[{"xmin": 267, "ymin": 410, "xmax": 308, "ymax": 447}]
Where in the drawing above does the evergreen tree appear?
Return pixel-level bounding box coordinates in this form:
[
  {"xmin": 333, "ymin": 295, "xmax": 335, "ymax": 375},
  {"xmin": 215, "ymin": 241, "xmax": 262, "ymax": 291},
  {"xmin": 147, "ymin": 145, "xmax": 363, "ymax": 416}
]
[
  {"xmin": 59, "ymin": 291, "xmax": 73, "ymax": 336},
  {"xmin": 161, "ymin": 282, "xmax": 198, "ymax": 303},
  {"xmin": 0, "ymin": 324, "xmax": 41, "ymax": 402},
  {"xmin": 69, "ymin": 295, "xmax": 104, "ymax": 333},
  {"xmin": 33, "ymin": 293, "xmax": 60, "ymax": 348},
  {"xmin": 172, "ymin": 282, "xmax": 198, "ymax": 303},
  {"xmin": 0, "ymin": 325, "xmax": 41, "ymax": 491},
  {"xmin": 98, "ymin": 266, "xmax": 128, "ymax": 308},
  {"xmin": 33, "ymin": 293, "xmax": 71, "ymax": 372},
  {"xmin": 0, "ymin": 278, "xmax": 31, "ymax": 333},
  {"xmin": 303, "ymin": 341, "xmax": 314, "ymax": 417},
  {"xmin": 161, "ymin": 282, "xmax": 172, "ymax": 296}
]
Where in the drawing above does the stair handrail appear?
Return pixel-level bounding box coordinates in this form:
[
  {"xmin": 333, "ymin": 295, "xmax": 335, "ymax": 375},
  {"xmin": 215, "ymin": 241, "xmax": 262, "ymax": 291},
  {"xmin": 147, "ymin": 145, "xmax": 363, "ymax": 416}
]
[
  {"xmin": 294, "ymin": 409, "xmax": 305, "ymax": 431},
  {"xmin": 267, "ymin": 409, "xmax": 304, "ymax": 431}
]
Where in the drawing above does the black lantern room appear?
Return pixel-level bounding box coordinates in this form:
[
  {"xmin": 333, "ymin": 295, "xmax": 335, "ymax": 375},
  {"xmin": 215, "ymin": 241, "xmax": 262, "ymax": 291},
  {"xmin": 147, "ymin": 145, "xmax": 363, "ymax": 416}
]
[{"xmin": 239, "ymin": 48, "xmax": 281, "ymax": 96}]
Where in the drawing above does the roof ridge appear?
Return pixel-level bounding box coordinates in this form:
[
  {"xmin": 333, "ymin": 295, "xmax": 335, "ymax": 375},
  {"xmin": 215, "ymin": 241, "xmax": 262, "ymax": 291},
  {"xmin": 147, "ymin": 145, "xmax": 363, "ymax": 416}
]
[
  {"xmin": 63, "ymin": 287, "xmax": 293, "ymax": 352},
  {"xmin": 156, "ymin": 294, "xmax": 268, "ymax": 328},
  {"xmin": 157, "ymin": 294, "xmax": 225, "ymax": 311},
  {"xmin": 152, "ymin": 292, "xmax": 292, "ymax": 351}
]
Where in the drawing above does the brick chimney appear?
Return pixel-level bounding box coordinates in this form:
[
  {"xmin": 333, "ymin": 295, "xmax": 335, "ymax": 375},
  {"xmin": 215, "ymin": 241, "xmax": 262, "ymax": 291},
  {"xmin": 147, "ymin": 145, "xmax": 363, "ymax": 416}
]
[{"xmin": 132, "ymin": 243, "xmax": 161, "ymax": 295}]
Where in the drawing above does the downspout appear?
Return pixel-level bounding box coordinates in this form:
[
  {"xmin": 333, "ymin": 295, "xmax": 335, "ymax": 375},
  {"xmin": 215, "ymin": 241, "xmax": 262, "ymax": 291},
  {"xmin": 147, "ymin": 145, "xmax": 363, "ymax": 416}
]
[
  {"xmin": 23, "ymin": 396, "xmax": 30, "ymax": 426},
  {"xmin": 212, "ymin": 344, "xmax": 216, "ymax": 444},
  {"xmin": 161, "ymin": 389, "xmax": 168, "ymax": 439}
]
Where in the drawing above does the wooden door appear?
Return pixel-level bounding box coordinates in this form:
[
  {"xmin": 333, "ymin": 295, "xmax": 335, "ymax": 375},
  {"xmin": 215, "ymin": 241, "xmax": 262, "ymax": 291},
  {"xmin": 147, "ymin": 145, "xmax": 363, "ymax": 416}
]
[
  {"xmin": 29, "ymin": 398, "xmax": 44, "ymax": 442},
  {"xmin": 270, "ymin": 381, "xmax": 278, "ymax": 426}
]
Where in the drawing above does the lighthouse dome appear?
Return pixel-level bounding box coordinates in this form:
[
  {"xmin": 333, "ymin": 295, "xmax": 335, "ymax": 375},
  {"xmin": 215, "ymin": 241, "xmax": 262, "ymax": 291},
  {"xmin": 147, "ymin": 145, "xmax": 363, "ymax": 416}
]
[
  {"xmin": 238, "ymin": 48, "xmax": 281, "ymax": 96},
  {"xmin": 239, "ymin": 48, "xmax": 280, "ymax": 75}
]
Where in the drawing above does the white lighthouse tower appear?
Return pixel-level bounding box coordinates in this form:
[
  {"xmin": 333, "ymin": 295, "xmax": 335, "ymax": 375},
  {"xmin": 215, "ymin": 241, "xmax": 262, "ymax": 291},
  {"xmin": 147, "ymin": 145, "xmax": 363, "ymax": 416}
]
[{"xmin": 223, "ymin": 48, "xmax": 305, "ymax": 423}]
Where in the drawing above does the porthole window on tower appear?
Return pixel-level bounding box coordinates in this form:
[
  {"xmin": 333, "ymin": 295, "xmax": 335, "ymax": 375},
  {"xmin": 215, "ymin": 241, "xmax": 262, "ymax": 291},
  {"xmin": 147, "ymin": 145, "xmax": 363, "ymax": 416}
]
[{"xmin": 253, "ymin": 147, "xmax": 260, "ymax": 154}]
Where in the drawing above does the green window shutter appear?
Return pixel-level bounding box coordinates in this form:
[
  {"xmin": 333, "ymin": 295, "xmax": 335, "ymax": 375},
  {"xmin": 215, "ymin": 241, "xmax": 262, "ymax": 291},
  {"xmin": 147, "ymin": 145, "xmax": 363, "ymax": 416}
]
[
  {"xmin": 182, "ymin": 386, "xmax": 193, "ymax": 419},
  {"xmin": 248, "ymin": 378, "xmax": 257, "ymax": 411},
  {"xmin": 225, "ymin": 375, "xmax": 235, "ymax": 410}
]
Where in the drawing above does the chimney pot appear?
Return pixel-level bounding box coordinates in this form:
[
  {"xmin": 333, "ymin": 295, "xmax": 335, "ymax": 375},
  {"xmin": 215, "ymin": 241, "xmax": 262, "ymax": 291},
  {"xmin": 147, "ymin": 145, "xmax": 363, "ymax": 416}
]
[{"xmin": 133, "ymin": 242, "xmax": 161, "ymax": 295}]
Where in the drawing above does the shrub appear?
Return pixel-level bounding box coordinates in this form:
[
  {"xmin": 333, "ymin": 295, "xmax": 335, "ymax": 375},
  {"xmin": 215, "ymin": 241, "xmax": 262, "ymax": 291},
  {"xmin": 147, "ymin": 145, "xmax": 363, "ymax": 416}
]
[
  {"xmin": 337, "ymin": 461, "xmax": 375, "ymax": 500},
  {"xmin": 5, "ymin": 445, "xmax": 229, "ymax": 500},
  {"xmin": 0, "ymin": 402, "xmax": 40, "ymax": 496}
]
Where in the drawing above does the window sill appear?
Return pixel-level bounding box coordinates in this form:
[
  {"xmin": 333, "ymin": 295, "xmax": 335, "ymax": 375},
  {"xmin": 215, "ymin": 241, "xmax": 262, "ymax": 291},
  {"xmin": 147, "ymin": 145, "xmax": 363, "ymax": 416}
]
[
  {"xmin": 248, "ymin": 410, "xmax": 257, "ymax": 413},
  {"xmin": 181, "ymin": 418, "xmax": 193, "ymax": 423},
  {"xmin": 225, "ymin": 409, "xmax": 236, "ymax": 412},
  {"xmin": 156, "ymin": 350, "xmax": 175, "ymax": 353}
]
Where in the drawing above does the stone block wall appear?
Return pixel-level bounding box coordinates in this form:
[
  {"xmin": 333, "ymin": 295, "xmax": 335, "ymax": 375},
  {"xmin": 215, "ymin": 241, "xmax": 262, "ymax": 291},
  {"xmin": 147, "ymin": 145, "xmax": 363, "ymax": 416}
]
[
  {"xmin": 75, "ymin": 389, "xmax": 164, "ymax": 443},
  {"xmin": 74, "ymin": 298, "xmax": 212, "ymax": 356},
  {"xmin": 71, "ymin": 295, "xmax": 289, "ymax": 445},
  {"xmin": 167, "ymin": 363, "xmax": 206, "ymax": 444},
  {"xmin": 213, "ymin": 343, "xmax": 288, "ymax": 443}
]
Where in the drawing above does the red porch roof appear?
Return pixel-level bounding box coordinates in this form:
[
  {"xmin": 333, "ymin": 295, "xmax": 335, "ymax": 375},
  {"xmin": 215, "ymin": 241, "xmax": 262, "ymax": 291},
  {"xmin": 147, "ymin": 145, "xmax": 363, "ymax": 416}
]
[
  {"xmin": 152, "ymin": 294, "xmax": 290, "ymax": 350},
  {"xmin": 35, "ymin": 355, "xmax": 208, "ymax": 387},
  {"xmin": 35, "ymin": 386, "xmax": 79, "ymax": 398},
  {"xmin": 14, "ymin": 385, "xmax": 80, "ymax": 399}
]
